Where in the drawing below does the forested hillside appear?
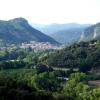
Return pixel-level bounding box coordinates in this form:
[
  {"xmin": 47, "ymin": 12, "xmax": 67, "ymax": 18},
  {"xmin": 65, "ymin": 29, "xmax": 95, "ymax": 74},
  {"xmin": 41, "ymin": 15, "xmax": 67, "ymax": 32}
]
[
  {"xmin": 45, "ymin": 40, "xmax": 100, "ymax": 72},
  {"xmin": 0, "ymin": 40, "xmax": 100, "ymax": 100},
  {"xmin": 0, "ymin": 18, "xmax": 58, "ymax": 44}
]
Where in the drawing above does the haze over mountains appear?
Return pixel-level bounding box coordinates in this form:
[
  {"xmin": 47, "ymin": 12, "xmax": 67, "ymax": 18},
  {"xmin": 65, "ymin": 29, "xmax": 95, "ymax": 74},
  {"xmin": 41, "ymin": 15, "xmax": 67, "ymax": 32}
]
[
  {"xmin": 32, "ymin": 23, "xmax": 91, "ymax": 35},
  {"xmin": 0, "ymin": 17, "xmax": 100, "ymax": 45},
  {"xmin": 51, "ymin": 28, "xmax": 83, "ymax": 44},
  {"xmin": 0, "ymin": 18, "xmax": 58, "ymax": 44},
  {"xmin": 32, "ymin": 23, "xmax": 91, "ymax": 44}
]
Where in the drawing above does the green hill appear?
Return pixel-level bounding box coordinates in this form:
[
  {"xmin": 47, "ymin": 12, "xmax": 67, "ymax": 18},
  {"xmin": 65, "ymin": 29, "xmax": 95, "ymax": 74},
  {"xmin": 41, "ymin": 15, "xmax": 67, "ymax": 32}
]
[
  {"xmin": 0, "ymin": 18, "xmax": 58, "ymax": 44},
  {"xmin": 45, "ymin": 40, "xmax": 100, "ymax": 72}
]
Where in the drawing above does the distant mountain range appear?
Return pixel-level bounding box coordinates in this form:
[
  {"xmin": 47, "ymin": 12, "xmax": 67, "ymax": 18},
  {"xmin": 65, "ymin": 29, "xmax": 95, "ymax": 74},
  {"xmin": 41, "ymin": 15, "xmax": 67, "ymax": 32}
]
[
  {"xmin": 0, "ymin": 18, "xmax": 58, "ymax": 44},
  {"xmin": 32, "ymin": 23, "xmax": 91, "ymax": 44},
  {"xmin": 32, "ymin": 23, "xmax": 91, "ymax": 35},
  {"xmin": 0, "ymin": 17, "xmax": 99, "ymax": 45},
  {"xmin": 80, "ymin": 23, "xmax": 100, "ymax": 41},
  {"xmin": 51, "ymin": 28, "xmax": 84, "ymax": 44}
]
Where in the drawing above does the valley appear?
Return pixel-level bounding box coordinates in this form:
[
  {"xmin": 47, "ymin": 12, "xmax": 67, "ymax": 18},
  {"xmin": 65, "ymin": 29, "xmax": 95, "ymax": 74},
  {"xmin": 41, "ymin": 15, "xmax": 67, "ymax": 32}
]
[
  {"xmin": 0, "ymin": 18, "xmax": 100, "ymax": 100},
  {"xmin": 0, "ymin": 0, "xmax": 100, "ymax": 99}
]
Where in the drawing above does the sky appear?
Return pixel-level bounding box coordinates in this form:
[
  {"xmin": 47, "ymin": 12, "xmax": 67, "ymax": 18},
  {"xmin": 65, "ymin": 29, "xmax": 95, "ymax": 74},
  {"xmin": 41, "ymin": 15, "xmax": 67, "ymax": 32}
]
[{"xmin": 0, "ymin": 0, "xmax": 100, "ymax": 24}]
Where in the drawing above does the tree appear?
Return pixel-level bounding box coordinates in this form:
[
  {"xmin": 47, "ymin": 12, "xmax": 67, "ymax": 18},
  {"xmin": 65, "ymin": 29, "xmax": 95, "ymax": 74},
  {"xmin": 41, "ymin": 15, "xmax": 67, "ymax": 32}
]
[
  {"xmin": 63, "ymin": 72, "xmax": 88, "ymax": 99},
  {"xmin": 31, "ymin": 72, "xmax": 61, "ymax": 91}
]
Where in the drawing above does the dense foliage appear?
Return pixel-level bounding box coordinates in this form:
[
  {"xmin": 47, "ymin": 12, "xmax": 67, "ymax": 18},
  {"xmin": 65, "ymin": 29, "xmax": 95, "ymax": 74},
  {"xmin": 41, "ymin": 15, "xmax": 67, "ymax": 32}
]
[
  {"xmin": 0, "ymin": 40, "xmax": 100, "ymax": 100},
  {"xmin": 46, "ymin": 40, "xmax": 100, "ymax": 72},
  {"xmin": 0, "ymin": 69, "xmax": 100, "ymax": 100},
  {"xmin": 0, "ymin": 69, "xmax": 47, "ymax": 100}
]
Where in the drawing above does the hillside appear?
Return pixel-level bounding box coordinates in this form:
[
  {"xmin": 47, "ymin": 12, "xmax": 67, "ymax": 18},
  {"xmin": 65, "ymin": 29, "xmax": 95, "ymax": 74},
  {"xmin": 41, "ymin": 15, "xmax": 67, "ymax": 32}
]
[
  {"xmin": 45, "ymin": 40, "xmax": 100, "ymax": 72},
  {"xmin": 80, "ymin": 23, "xmax": 100, "ymax": 41},
  {"xmin": 0, "ymin": 18, "xmax": 58, "ymax": 44},
  {"xmin": 51, "ymin": 28, "xmax": 84, "ymax": 44}
]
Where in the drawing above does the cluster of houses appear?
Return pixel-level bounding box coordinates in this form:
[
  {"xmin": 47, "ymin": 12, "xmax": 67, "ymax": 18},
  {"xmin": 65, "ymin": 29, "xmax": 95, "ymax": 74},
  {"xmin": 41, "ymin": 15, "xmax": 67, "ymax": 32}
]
[{"xmin": 20, "ymin": 41, "xmax": 63, "ymax": 50}]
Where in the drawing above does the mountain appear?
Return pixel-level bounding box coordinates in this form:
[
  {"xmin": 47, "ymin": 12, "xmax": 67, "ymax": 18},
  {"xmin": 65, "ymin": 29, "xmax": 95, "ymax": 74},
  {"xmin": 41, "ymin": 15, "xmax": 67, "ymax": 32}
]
[
  {"xmin": 0, "ymin": 18, "xmax": 58, "ymax": 44},
  {"xmin": 32, "ymin": 23, "xmax": 91, "ymax": 36},
  {"xmin": 80, "ymin": 23, "xmax": 100, "ymax": 41},
  {"xmin": 32, "ymin": 23, "xmax": 91, "ymax": 44},
  {"xmin": 51, "ymin": 28, "xmax": 84, "ymax": 44}
]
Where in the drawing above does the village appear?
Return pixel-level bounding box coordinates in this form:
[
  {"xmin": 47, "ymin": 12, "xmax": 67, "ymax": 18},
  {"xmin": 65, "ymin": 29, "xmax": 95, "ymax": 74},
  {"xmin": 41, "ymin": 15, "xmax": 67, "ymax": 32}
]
[{"xmin": 20, "ymin": 41, "xmax": 63, "ymax": 50}]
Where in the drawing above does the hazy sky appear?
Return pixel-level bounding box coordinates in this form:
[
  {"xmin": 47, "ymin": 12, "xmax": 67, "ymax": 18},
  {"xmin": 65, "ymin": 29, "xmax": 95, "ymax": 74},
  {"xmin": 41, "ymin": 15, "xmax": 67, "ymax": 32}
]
[{"xmin": 0, "ymin": 0, "xmax": 100, "ymax": 24}]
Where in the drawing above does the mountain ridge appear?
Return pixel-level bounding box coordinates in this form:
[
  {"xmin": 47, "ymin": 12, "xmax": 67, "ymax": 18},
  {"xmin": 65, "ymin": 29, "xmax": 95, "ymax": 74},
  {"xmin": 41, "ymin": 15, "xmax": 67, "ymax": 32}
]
[
  {"xmin": 0, "ymin": 18, "xmax": 59, "ymax": 44},
  {"xmin": 31, "ymin": 23, "xmax": 91, "ymax": 35},
  {"xmin": 51, "ymin": 28, "xmax": 84, "ymax": 44},
  {"xmin": 32, "ymin": 23, "xmax": 91, "ymax": 44}
]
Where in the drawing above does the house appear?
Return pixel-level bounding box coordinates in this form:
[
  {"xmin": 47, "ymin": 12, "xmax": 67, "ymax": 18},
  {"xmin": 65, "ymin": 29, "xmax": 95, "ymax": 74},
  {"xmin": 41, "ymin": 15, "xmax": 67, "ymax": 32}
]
[{"xmin": 88, "ymin": 80, "xmax": 100, "ymax": 86}]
